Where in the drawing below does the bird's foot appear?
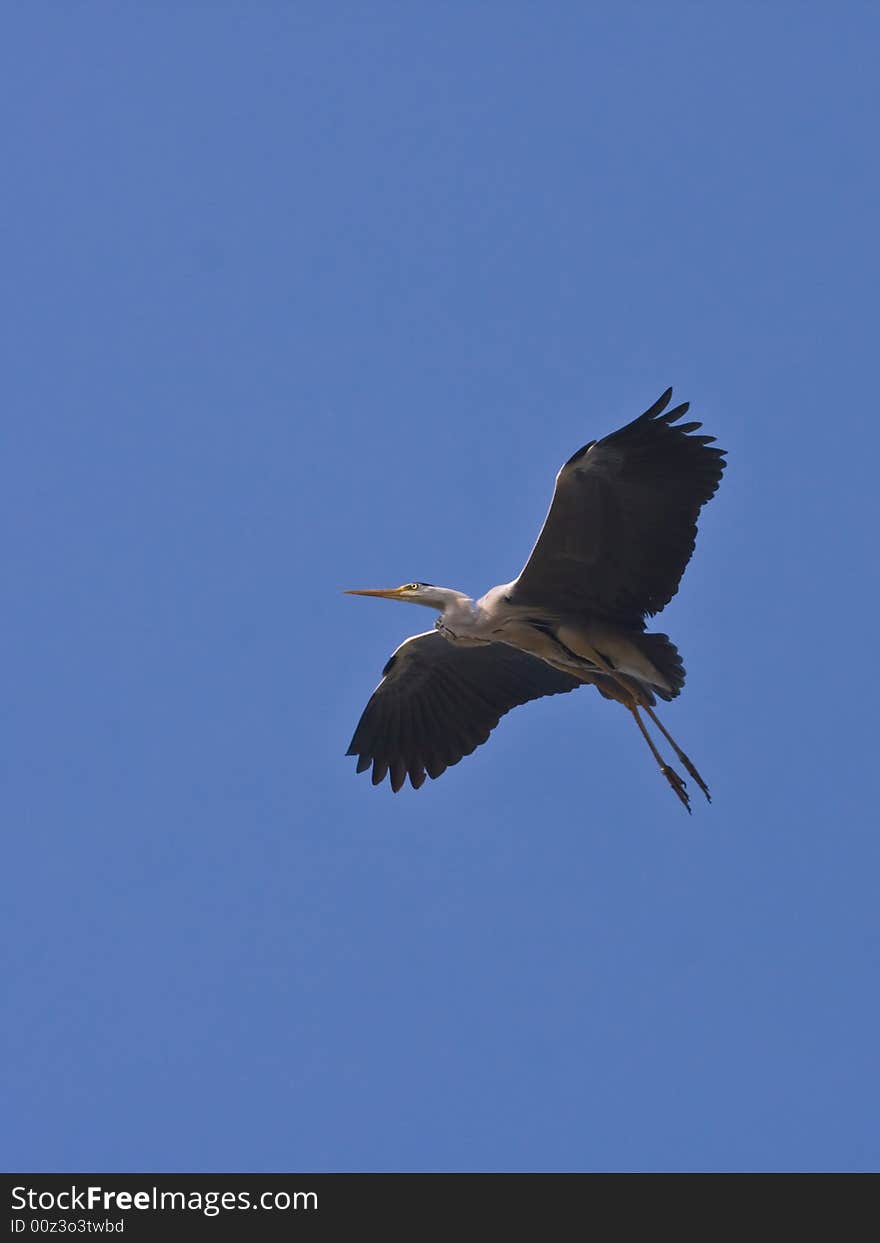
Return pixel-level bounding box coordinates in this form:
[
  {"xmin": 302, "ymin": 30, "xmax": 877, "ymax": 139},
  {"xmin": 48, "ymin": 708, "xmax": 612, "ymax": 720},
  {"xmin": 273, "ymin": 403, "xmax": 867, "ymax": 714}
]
[
  {"xmin": 662, "ymin": 765, "xmax": 691, "ymax": 814},
  {"xmin": 677, "ymin": 753, "xmax": 711, "ymax": 803}
]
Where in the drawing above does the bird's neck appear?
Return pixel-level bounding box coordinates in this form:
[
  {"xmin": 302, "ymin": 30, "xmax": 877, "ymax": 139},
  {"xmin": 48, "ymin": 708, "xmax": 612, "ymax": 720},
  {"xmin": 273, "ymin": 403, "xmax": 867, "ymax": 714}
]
[
  {"xmin": 429, "ymin": 588, "xmax": 483, "ymax": 645},
  {"xmin": 432, "ymin": 588, "xmax": 477, "ymax": 625}
]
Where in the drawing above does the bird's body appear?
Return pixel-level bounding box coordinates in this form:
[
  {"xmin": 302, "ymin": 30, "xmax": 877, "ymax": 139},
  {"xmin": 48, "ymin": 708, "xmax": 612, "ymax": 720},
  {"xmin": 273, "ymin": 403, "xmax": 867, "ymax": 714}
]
[
  {"xmin": 346, "ymin": 389, "xmax": 725, "ymax": 810},
  {"xmin": 434, "ymin": 585, "xmax": 676, "ymax": 692}
]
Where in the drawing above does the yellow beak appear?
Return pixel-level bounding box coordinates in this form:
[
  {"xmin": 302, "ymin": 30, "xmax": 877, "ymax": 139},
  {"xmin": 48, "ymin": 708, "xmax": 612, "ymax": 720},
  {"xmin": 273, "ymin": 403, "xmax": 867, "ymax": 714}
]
[{"xmin": 344, "ymin": 587, "xmax": 408, "ymax": 599}]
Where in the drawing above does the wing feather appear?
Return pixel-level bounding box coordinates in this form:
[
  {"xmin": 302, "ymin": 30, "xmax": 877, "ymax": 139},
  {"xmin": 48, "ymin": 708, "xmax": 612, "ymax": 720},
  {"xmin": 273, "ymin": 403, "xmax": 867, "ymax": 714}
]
[
  {"xmin": 347, "ymin": 631, "xmax": 582, "ymax": 792},
  {"xmin": 510, "ymin": 389, "xmax": 726, "ymax": 624}
]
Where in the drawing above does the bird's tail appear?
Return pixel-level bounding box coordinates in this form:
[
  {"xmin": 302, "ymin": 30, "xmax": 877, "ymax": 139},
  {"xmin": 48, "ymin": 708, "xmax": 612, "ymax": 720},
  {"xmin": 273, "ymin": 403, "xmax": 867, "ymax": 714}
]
[{"xmin": 633, "ymin": 632, "xmax": 685, "ymax": 701}]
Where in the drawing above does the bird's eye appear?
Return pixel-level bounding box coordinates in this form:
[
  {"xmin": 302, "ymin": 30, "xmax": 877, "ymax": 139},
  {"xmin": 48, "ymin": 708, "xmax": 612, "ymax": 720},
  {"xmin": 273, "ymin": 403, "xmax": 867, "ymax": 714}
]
[{"xmin": 404, "ymin": 582, "xmax": 420, "ymax": 591}]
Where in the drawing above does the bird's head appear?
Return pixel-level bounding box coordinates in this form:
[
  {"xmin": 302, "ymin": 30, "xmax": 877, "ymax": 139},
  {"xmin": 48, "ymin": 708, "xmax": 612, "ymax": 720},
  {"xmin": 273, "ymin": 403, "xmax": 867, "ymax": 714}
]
[
  {"xmin": 345, "ymin": 582, "xmax": 451, "ymax": 609},
  {"xmin": 343, "ymin": 584, "xmax": 474, "ymax": 619}
]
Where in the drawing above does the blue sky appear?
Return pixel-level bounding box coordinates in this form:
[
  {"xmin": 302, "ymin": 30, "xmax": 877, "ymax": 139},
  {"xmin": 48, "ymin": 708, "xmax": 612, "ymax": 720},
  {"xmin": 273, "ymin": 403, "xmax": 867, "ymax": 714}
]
[{"xmin": 4, "ymin": 4, "xmax": 878, "ymax": 1172}]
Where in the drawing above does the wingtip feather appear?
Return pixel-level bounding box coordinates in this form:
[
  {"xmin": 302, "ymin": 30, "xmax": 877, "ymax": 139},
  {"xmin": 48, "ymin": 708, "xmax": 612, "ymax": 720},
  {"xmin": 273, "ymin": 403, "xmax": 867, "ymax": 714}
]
[{"xmin": 642, "ymin": 388, "xmax": 674, "ymax": 420}]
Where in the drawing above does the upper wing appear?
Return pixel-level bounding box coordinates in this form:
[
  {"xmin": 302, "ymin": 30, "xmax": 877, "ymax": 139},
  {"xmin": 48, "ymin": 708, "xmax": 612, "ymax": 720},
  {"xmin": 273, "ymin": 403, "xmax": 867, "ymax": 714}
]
[
  {"xmin": 510, "ymin": 389, "xmax": 726, "ymax": 625},
  {"xmin": 346, "ymin": 631, "xmax": 582, "ymax": 792}
]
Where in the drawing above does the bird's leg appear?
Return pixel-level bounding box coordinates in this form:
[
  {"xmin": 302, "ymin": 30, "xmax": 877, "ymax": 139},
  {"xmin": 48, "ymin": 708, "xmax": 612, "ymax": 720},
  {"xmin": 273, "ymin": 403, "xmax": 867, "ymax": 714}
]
[
  {"xmin": 569, "ymin": 640, "xmax": 691, "ymax": 813},
  {"xmin": 642, "ymin": 705, "xmax": 711, "ymax": 803},
  {"xmin": 574, "ymin": 646, "xmax": 691, "ymax": 810},
  {"xmin": 627, "ymin": 704, "xmax": 691, "ymax": 814}
]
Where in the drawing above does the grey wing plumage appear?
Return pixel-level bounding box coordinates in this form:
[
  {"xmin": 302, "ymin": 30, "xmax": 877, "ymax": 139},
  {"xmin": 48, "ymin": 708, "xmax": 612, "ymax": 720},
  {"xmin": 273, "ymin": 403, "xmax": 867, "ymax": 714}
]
[
  {"xmin": 510, "ymin": 389, "xmax": 726, "ymax": 626},
  {"xmin": 346, "ymin": 631, "xmax": 582, "ymax": 792}
]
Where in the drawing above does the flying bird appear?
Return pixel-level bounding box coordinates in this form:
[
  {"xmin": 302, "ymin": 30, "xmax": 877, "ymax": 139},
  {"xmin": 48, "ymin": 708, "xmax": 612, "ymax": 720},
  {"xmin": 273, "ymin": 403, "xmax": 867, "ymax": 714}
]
[{"xmin": 346, "ymin": 389, "xmax": 725, "ymax": 811}]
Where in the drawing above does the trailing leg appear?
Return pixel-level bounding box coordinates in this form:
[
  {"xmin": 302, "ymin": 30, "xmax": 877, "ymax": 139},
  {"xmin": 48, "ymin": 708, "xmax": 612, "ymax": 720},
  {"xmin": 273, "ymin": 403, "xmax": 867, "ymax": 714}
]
[
  {"xmin": 643, "ymin": 704, "xmax": 711, "ymax": 802},
  {"xmin": 627, "ymin": 703, "xmax": 691, "ymax": 813}
]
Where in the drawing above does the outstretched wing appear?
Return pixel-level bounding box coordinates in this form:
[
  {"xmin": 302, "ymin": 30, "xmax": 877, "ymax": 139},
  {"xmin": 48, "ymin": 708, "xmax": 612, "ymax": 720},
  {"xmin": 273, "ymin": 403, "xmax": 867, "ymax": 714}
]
[
  {"xmin": 347, "ymin": 631, "xmax": 582, "ymax": 792},
  {"xmin": 510, "ymin": 389, "xmax": 726, "ymax": 626}
]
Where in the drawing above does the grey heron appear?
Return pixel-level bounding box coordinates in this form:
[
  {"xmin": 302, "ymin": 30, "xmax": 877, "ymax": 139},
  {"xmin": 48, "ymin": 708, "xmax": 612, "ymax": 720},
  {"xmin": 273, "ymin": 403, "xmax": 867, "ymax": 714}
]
[{"xmin": 346, "ymin": 389, "xmax": 725, "ymax": 811}]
